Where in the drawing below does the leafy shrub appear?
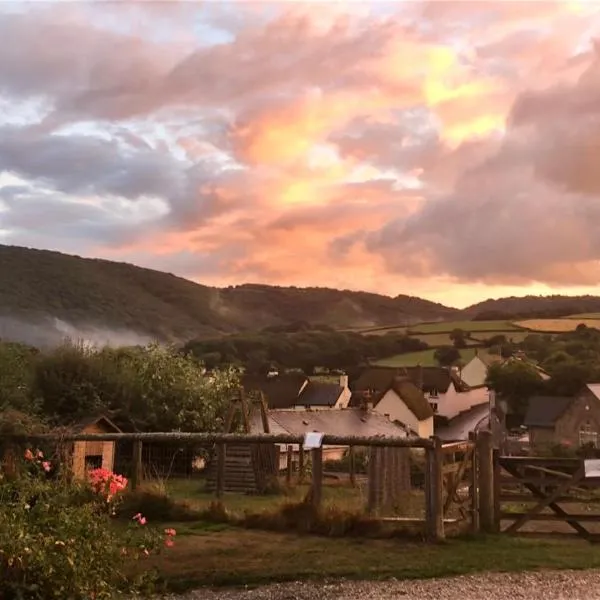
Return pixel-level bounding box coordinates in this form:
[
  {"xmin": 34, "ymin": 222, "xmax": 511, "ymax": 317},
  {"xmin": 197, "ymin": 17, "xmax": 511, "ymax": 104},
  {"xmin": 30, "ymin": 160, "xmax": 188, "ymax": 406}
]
[
  {"xmin": 120, "ymin": 486, "xmax": 199, "ymax": 523},
  {"xmin": 0, "ymin": 449, "xmax": 176, "ymax": 599}
]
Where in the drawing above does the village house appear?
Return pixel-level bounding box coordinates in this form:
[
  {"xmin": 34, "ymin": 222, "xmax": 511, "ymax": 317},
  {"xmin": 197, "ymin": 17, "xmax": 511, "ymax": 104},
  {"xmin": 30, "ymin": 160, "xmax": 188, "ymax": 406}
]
[
  {"xmin": 351, "ymin": 367, "xmax": 434, "ymax": 438},
  {"xmin": 242, "ymin": 372, "xmax": 351, "ymax": 410},
  {"xmin": 525, "ymin": 384, "xmax": 600, "ymax": 450}
]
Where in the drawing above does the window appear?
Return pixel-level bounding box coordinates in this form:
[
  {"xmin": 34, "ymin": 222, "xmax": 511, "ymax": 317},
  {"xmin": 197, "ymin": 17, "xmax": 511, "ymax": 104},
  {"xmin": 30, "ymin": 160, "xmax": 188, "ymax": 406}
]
[
  {"xmin": 430, "ymin": 388, "xmax": 439, "ymax": 398},
  {"xmin": 430, "ymin": 402, "xmax": 438, "ymax": 414},
  {"xmin": 579, "ymin": 422, "xmax": 598, "ymax": 448},
  {"xmin": 85, "ymin": 455, "xmax": 103, "ymax": 470}
]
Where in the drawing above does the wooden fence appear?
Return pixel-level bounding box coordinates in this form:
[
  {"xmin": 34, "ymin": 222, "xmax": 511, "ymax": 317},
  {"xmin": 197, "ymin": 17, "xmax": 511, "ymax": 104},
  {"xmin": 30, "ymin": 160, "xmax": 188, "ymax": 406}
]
[{"xmin": 4, "ymin": 431, "xmax": 497, "ymax": 541}]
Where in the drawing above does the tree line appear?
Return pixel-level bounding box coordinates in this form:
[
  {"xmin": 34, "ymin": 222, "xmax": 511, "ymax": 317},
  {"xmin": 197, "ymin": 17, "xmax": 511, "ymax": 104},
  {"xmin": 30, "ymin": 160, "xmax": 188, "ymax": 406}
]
[{"xmin": 183, "ymin": 327, "xmax": 428, "ymax": 374}]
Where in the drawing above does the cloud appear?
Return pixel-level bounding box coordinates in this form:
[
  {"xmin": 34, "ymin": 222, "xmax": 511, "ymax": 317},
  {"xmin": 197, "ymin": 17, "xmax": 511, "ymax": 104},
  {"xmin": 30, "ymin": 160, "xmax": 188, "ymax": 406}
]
[{"xmin": 2, "ymin": 1, "xmax": 600, "ymax": 307}]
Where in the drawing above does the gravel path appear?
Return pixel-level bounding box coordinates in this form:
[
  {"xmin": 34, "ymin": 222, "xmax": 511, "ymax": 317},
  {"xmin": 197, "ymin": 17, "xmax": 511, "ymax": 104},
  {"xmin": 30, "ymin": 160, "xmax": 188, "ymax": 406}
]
[{"xmin": 172, "ymin": 571, "xmax": 600, "ymax": 600}]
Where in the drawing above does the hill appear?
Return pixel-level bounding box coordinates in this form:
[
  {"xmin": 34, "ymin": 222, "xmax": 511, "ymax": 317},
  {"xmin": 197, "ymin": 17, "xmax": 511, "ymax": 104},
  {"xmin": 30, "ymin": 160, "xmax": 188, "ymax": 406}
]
[
  {"xmin": 462, "ymin": 295, "xmax": 600, "ymax": 320},
  {"xmin": 0, "ymin": 245, "xmax": 458, "ymax": 345}
]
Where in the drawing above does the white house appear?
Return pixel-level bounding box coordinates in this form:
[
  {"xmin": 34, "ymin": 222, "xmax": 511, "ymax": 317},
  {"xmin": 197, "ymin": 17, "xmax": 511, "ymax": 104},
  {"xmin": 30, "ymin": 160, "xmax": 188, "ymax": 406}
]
[{"xmin": 351, "ymin": 368, "xmax": 434, "ymax": 438}]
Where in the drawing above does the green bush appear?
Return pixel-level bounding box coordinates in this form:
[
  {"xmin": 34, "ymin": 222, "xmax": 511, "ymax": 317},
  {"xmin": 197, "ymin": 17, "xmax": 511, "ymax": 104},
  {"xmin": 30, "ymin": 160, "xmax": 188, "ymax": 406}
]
[
  {"xmin": 0, "ymin": 449, "xmax": 176, "ymax": 599},
  {"xmin": 120, "ymin": 486, "xmax": 200, "ymax": 523}
]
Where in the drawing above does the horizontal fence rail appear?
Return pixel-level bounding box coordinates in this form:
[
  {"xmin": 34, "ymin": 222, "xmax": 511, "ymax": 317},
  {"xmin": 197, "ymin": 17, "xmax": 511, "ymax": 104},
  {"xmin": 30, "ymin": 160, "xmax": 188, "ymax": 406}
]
[{"xmin": 8, "ymin": 432, "xmax": 435, "ymax": 448}]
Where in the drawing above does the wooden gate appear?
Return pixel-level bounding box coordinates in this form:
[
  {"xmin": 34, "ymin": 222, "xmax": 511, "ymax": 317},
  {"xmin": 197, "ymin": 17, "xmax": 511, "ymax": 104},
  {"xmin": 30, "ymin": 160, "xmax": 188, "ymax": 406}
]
[
  {"xmin": 440, "ymin": 439, "xmax": 478, "ymax": 532},
  {"xmin": 495, "ymin": 455, "xmax": 600, "ymax": 542}
]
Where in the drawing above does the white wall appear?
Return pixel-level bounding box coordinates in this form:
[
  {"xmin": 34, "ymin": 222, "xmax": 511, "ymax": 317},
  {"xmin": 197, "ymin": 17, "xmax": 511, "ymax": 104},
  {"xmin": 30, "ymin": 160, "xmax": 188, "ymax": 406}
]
[
  {"xmin": 460, "ymin": 356, "xmax": 489, "ymax": 388},
  {"xmin": 335, "ymin": 386, "xmax": 352, "ymax": 408},
  {"xmin": 374, "ymin": 390, "xmax": 433, "ymax": 438},
  {"xmin": 429, "ymin": 384, "xmax": 489, "ymax": 420}
]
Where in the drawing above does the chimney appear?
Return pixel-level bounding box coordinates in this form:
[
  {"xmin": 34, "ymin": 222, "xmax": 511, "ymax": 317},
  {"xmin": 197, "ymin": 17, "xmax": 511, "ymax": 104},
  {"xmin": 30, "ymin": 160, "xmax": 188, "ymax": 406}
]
[
  {"xmin": 363, "ymin": 390, "xmax": 374, "ymax": 411},
  {"xmin": 339, "ymin": 374, "xmax": 349, "ymax": 389}
]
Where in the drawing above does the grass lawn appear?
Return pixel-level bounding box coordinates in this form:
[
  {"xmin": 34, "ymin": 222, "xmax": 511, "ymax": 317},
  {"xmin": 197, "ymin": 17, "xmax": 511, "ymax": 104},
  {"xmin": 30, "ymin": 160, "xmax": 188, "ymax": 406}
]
[
  {"xmin": 373, "ymin": 348, "xmax": 477, "ymax": 368},
  {"xmin": 164, "ymin": 479, "xmax": 425, "ymax": 519},
  {"xmin": 408, "ymin": 320, "xmax": 521, "ymax": 334},
  {"xmin": 468, "ymin": 330, "xmax": 532, "ymax": 343},
  {"xmin": 149, "ymin": 526, "xmax": 600, "ymax": 591}
]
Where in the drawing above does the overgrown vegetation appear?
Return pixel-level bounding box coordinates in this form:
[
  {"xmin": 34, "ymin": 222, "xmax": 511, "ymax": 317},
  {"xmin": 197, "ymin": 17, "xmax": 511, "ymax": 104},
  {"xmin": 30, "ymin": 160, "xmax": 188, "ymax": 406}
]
[{"xmin": 0, "ymin": 340, "xmax": 239, "ymax": 432}]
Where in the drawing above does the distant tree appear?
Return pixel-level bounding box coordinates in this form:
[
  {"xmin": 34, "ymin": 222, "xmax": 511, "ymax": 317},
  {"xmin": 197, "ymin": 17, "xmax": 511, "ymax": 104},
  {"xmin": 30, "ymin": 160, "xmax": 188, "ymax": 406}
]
[
  {"xmin": 485, "ymin": 361, "xmax": 545, "ymax": 416},
  {"xmin": 545, "ymin": 363, "xmax": 595, "ymax": 397},
  {"xmin": 484, "ymin": 334, "xmax": 507, "ymax": 348},
  {"xmin": 434, "ymin": 346, "xmax": 461, "ymax": 367},
  {"xmin": 449, "ymin": 328, "xmax": 468, "ymax": 349}
]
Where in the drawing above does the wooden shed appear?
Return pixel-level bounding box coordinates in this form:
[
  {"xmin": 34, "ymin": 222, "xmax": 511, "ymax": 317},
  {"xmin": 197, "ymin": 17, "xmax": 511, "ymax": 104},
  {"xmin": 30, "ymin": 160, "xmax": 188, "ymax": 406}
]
[{"xmin": 69, "ymin": 415, "xmax": 122, "ymax": 480}]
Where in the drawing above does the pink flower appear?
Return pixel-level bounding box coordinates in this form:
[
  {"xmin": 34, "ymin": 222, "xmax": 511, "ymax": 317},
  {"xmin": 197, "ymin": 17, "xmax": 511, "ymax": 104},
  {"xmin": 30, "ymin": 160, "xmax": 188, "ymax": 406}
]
[
  {"xmin": 143, "ymin": 548, "xmax": 150, "ymax": 556},
  {"xmin": 164, "ymin": 528, "xmax": 177, "ymax": 537},
  {"xmin": 132, "ymin": 513, "xmax": 146, "ymax": 525},
  {"xmin": 24, "ymin": 449, "xmax": 34, "ymax": 461},
  {"xmin": 36, "ymin": 450, "xmax": 44, "ymax": 459},
  {"xmin": 165, "ymin": 538, "xmax": 174, "ymax": 548},
  {"xmin": 138, "ymin": 517, "xmax": 147, "ymax": 526},
  {"xmin": 42, "ymin": 461, "xmax": 51, "ymax": 473},
  {"xmin": 132, "ymin": 513, "xmax": 142, "ymax": 521}
]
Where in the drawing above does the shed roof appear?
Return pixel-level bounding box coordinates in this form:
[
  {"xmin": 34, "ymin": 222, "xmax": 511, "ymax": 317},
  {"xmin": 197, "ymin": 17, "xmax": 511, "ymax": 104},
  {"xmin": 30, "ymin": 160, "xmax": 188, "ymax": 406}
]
[
  {"xmin": 70, "ymin": 414, "xmax": 122, "ymax": 433},
  {"xmin": 523, "ymin": 396, "xmax": 574, "ymax": 428}
]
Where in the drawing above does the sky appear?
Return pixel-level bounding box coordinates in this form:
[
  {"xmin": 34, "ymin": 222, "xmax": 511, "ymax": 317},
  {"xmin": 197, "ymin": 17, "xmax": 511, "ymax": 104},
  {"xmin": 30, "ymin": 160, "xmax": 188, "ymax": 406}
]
[{"xmin": 1, "ymin": 1, "xmax": 600, "ymax": 308}]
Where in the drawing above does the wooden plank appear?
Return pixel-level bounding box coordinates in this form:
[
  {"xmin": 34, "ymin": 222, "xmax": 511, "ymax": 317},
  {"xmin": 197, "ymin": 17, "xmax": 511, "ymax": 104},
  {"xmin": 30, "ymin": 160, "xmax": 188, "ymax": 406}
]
[
  {"xmin": 478, "ymin": 430, "xmax": 495, "ymax": 533},
  {"xmin": 425, "ymin": 437, "xmax": 445, "ymax": 541},
  {"xmin": 500, "ymin": 493, "xmax": 600, "ymax": 504},
  {"xmin": 349, "ymin": 446, "xmax": 356, "ymax": 487},
  {"xmin": 469, "ymin": 431, "xmax": 479, "ymax": 534},
  {"xmin": 500, "ymin": 512, "xmax": 600, "ymax": 522},
  {"xmin": 441, "ymin": 442, "xmax": 474, "ymax": 455},
  {"xmin": 131, "ymin": 440, "xmax": 143, "ymax": 491},
  {"xmin": 310, "ymin": 447, "xmax": 323, "ymax": 509},
  {"xmin": 443, "ymin": 446, "xmax": 473, "ymax": 515},
  {"xmin": 216, "ymin": 443, "xmax": 226, "ymax": 500},
  {"xmin": 286, "ymin": 445, "xmax": 293, "ymax": 485},
  {"xmin": 367, "ymin": 446, "xmax": 379, "ymax": 515}
]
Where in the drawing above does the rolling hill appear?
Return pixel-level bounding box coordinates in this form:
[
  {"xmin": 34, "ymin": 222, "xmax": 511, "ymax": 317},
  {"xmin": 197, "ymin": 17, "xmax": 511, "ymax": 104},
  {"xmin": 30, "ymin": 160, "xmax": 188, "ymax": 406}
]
[{"xmin": 0, "ymin": 245, "xmax": 458, "ymax": 345}]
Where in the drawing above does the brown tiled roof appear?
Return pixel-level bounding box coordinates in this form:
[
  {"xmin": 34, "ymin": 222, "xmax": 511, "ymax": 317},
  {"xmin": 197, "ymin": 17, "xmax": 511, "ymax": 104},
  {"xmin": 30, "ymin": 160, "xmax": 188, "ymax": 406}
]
[
  {"xmin": 401, "ymin": 366, "xmax": 461, "ymax": 394},
  {"xmin": 242, "ymin": 373, "xmax": 308, "ymax": 409},
  {"xmin": 352, "ymin": 367, "xmax": 404, "ymax": 393},
  {"xmin": 390, "ymin": 377, "xmax": 434, "ymax": 421}
]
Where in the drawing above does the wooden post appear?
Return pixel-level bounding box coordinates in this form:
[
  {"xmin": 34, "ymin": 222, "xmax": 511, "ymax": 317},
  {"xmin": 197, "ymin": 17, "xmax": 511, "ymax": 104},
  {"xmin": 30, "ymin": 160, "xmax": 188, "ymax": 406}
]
[
  {"xmin": 468, "ymin": 432, "xmax": 480, "ymax": 534},
  {"xmin": 367, "ymin": 446, "xmax": 379, "ymax": 515},
  {"xmin": 349, "ymin": 446, "xmax": 356, "ymax": 486},
  {"xmin": 298, "ymin": 443, "xmax": 305, "ymax": 484},
  {"xmin": 477, "ymin": 430, "xmax": 495, "ymax": 533},
  {"xmin": 216, "ymin": 442, "xmax": 226, "ymax": 500},
  {"xmin": 286, "ymin": 444, "xmax": 293, "ymax": 485},
  {"xmin": 310, "ymin": 447, "xmax": 323, "ymax": 508},
  {"xmin": 131, "ymin": 440, "xmax": 143, "ymax": 491},
  {"xmin": 425, "ymin": 437, "xmax": 444, "ymax": 541},
  {"xmin": 492, "ymin": 448, "xmax": 501, "ymax": 533}
]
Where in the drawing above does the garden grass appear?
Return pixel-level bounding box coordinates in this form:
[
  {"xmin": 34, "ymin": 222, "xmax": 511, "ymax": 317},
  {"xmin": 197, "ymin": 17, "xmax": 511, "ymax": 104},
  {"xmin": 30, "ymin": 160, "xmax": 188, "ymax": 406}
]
[{"xmin": 149, "ymin": 528, "xmax": 600, "ymax": 591}]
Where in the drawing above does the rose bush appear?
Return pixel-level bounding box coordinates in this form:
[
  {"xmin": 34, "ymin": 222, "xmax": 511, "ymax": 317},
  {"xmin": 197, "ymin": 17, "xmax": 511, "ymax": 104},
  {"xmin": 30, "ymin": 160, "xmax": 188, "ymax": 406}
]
[{"xmin": 0, "ymin": 449, "xmax": 176, "ymax": 599}]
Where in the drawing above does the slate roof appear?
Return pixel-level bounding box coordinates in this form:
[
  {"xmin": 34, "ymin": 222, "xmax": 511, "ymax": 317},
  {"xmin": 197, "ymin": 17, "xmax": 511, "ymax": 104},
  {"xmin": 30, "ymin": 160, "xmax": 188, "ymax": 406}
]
[
  {"xmin": 241, "ymin": 373, "xmax": 308, "ymax": 409},
  {"xmin": 297, "ymin": 381, "xmax": 344, "ymax": 407},
  {"xmin": 252, "ymin": 408, "xmax": 408, "ymax": 438},
  {"xmin": 402, "ymin": 366, "xmax": 467, "ymax": 394},
  {"xmin": 523, "ymin": 396, "xmax": 574, "ymax": 428}
]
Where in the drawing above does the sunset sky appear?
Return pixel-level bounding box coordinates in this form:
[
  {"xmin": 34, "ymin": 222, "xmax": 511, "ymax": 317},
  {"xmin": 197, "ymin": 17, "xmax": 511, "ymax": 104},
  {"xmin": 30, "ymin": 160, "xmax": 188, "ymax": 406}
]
[{"xmin": 1, "ymin": 1, "xmax": 600, "ymax": 308}]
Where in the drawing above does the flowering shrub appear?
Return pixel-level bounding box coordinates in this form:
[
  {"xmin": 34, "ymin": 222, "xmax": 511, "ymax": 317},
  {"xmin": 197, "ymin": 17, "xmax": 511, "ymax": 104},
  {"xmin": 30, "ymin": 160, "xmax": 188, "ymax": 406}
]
[{"xmin": 0, "ymin": 449, "xmax": 176, "ymax": 599}]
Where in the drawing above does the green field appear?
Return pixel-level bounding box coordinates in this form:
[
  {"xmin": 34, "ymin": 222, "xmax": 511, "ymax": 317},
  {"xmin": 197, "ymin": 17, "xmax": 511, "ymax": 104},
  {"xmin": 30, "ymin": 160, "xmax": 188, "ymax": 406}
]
[
  {"xmin": 564, "ymin": 313, "xmax": 600, "ymax": 319},
  {"xmin": 372, "ymin": 348, "xmax": 478, "ymax": 368},
  {"xmin": 469, "ymin": 330, "xmax": 532, "ymax": 343}
]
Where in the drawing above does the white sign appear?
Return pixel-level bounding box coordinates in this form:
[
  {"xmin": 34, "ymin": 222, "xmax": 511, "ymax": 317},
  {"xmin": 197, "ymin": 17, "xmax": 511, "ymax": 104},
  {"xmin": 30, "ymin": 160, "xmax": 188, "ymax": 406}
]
[
  {"xmin": 584, "ymin": 459, "xmax": 600, "ymax": 478},
  {"xmin": 304, "ymin": 431, "xmax": 324, "ymax": 449}
]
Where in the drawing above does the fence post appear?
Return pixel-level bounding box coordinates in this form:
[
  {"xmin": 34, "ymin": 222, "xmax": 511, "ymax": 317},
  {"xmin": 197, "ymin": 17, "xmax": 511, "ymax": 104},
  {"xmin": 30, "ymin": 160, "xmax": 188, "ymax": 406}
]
[
  {"xmin": 425, "ymin": 437, "xmax": 444, "ymax": 541},
  {"xmin": 349, "ymin": 446, "xmax": 356, "ymax": 486},
  {"xmin": 310, "ymin": 447, "xmax": 323, "ymax": 508},
  {"xmin": 367, "ymin": 445, "xmax": 379, "ymax": 515},
  {"xmin": 131, "ymin": 440, "xmax": 143, "ymax": 491},
  {"xmin": 216, "ymin": 442, "xmax": 226, "ymax": 500},
  {"xmin": 298, "ymin": 443, "xmax": 305, "ymax": 484},
  {"xmin": 286, "ymin": 444, "xmax": 293, "ymax": 486},
  {"xmin": 468, "ymin": 431, "xmax": 480, "ymax": 534},
  {"xmin": 477, "ymin": 430, "xmax": 495, "ymax": 533},
  {"xmin": 493, "ymin": 448, "xmax": 501, "ymax": 533}
]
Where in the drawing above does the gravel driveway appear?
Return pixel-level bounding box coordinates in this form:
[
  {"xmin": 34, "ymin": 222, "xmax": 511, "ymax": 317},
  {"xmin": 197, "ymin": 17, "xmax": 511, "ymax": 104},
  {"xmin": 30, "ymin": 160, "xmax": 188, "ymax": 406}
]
[{"xmin": 172, "ymin": 571, "xmax": 600, "ymax": 600}]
